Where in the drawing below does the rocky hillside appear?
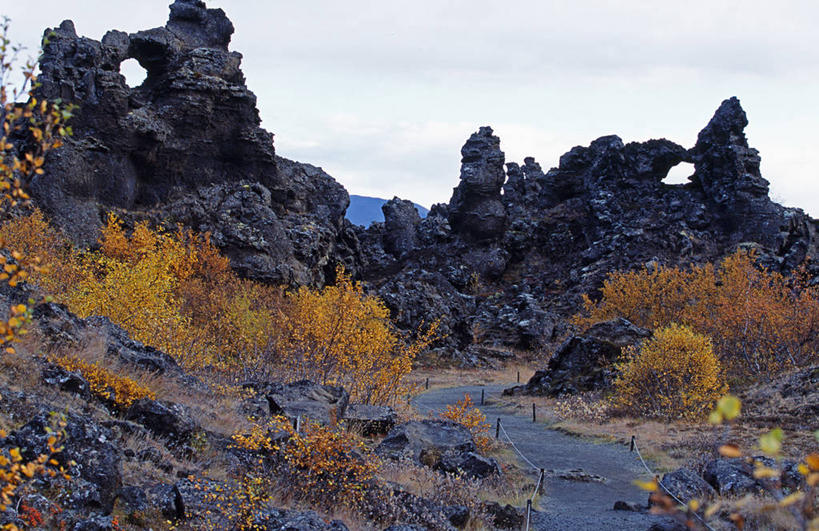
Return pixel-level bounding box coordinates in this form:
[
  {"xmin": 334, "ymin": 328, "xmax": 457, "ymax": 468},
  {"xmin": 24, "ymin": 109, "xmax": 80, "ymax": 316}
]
[{"xmin": 30, "ymin": 0, "xmax": 818, "ymax": 367}]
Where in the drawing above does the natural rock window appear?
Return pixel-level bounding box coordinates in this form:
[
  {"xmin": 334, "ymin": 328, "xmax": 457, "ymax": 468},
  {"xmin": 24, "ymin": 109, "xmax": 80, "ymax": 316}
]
[
  {"xmin": 119, "ymin": 58, "xmax": 147, "ymax": 88},
  {"xmin": 663, "ymin": 161, "xmax": 694, "ymax": 185}
]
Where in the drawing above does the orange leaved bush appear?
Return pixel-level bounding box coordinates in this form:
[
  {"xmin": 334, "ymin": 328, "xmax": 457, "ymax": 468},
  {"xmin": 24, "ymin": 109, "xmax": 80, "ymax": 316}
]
[
  {"xmin": 279, "ymin": 266, "xmax": 439, "ymax": 405},
  {"xmin": 51, "ymin": 354, "xmax": 156, "ymax": 409},
  {"xmin": 440, "ymin": 393, "xmax": 491, "ymax": 453},
  {"xmin": 574, "ymin": 250, "xmax": 819, "ymax": 378},
  {"xmin": 2, "ymin": 211, "xmax": 436, "ymax": 405}
]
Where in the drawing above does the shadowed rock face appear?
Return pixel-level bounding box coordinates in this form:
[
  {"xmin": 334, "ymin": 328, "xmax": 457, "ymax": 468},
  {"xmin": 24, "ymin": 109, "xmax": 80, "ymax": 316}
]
[
  {"xmin": 32, "ymin": 0, "xmax": 351, "ymax": 286},
  {"xmin": 448, "ymin": 126, "xmax": 507, "ymax": 241}
]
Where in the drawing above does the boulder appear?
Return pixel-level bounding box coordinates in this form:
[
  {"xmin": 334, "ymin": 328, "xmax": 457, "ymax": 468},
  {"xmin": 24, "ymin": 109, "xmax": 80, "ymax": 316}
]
[
  {"xmin": 125, "ymin": 399, "xmax": 197, "ymax": 443},
  {"xmin": 655, "ymin": 468, "xmax": 715, "ymax": 504},
  {"xmin": 702, "ymin": 458, "xmax": 760, "ymax": 496},
  {"xmin": 480, "ymin": 502, "xmax": 523, "ymax": 530},
  {"xmin": 376, "ymin": 420, "xmax": 476, "ymax": 467},
  {"xmin": 4, "ymin": 413, "xmax": 122, "ymax": 514},
  {"xmin": 265, "ymin": 380, "xmax": 349, "ymax": 425},
  {"xmin": 343, "ymin": 404, "xmax": 398, "ymax": 436},
  {"xmin": 41, "ymin": 363, "xmax": 91, "ymax": 399},
  {"xmin": 504, "ymin": 318, "xmax": 650, "ymax": 396},
  {"xmin": 438, "ymin": 451, "xmax": 501, "ymax": 479}
]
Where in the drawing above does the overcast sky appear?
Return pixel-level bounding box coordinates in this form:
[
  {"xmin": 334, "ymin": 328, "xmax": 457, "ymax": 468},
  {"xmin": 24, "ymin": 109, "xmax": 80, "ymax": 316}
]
[{"xmin": 5, "ymin": 1, "xmax": 819, "ymax": 215}]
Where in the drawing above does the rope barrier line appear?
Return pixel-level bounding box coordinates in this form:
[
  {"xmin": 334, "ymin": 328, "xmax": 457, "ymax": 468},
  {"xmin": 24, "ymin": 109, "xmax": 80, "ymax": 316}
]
[
  {"xmin": 498, "ymin": 421, "xmax": 541, "ymax": 472},
  {"xmin": 631, "ymin": 436, "xmax": 716, "ymax": 531}
]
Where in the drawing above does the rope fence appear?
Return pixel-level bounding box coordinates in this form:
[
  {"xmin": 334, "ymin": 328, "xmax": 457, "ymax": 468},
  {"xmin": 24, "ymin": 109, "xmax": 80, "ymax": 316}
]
[
  {"xmin": 630, "ymin": 435, "xmax": 715, "ymax": 531},
  {"xmin": 415, "ymin": 387, "xmax": 713, "ymax": 531}
]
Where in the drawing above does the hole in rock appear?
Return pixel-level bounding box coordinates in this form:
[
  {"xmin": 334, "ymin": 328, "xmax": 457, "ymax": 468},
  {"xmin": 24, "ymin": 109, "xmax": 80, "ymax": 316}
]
[
  {"xmin": 120, "ymin": 58, "xmax": 147, "ymax": 88},
  {"xmin": 663, "ymin": 161, "xmax": 694, "ymax": 185}
]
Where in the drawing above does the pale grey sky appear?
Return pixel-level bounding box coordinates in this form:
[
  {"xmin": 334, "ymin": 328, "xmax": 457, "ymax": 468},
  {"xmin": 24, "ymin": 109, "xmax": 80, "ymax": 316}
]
[{"xmin": 5, "ymin": 1, "xmax": 819, "ymax": 214}]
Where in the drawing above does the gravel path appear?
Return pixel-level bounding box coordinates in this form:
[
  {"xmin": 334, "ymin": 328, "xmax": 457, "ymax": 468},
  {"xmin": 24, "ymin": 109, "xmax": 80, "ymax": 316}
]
[{"xmin": 414, "ymin": 384, "xmax": 679, "ymax": 530}]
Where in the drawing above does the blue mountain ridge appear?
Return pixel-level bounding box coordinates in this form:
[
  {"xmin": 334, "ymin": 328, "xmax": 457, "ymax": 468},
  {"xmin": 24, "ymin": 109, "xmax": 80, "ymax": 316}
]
[{"xmin": 346, "ymin": 195, "xmax": 429, "ymax": 227}]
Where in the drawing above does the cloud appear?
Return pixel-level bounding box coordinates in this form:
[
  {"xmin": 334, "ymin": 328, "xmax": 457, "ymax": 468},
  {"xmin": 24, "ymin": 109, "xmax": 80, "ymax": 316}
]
[{"xmin": 4, "ymin": 0, "xmax": 819, "ymax": 215}]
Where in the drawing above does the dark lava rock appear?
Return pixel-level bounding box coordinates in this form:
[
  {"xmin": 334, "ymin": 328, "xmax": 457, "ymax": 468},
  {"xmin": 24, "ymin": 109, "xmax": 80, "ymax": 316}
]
[
  {"xmin": 443, "ymin": 505, "xmax": 470, "ymax": 528},
  {"xmin": 4, "ymin": 413, "xmax": 122, "ymax": 514},
  {"xmin": 613, "ymin": 500, "xmax": 643, "ymax": 512},
  {"xmin": 264, "ymin": 380, "xmax": 350, "ymax": 425},
  {"xmin": 376, "ymin": 420, "xmax": 476, "ymax": 467},
  {"xmin": 33, "ymin": 1, "xmax": 351, "ymax": 288},
  {"xmin": 34, "ymin": 303, "xmax": 184, "ymax": 378},
  {"xmin": 125, "ymin": 399, "xmax": 196, "ymax": 443},
  {"xmin": 655, "ymin": 468, "xmax": 716, "ymax": 504},
  {"xmin": 251, "ymin": 508, "xmax": 349, "ymax": 530},
  {"xmin": 438, "ymin": 451, "xmax": 501, "ymax": 479},
  {"xmin": 448, "ymin": 127, "xmax": 507, "ymax": 241},
  {"xmin": 379, "ymin": 487, "xmax": 457, "ymax": 531},
  {"xmin": 30, "ymin": 0, "xmax": 819, "ymax": 368},
  {"xmin": 71, "ymin": 515, "xmax": 119, "ymax": 531},
  {"xmin": 41, "ymin": 363, "xmax": 91, "ymax": 398},
  {"xmin": 480, "ymin": 502, "xmax": 523, "ymax": 530},
  {"xmin": 383, "ymin": 197, "xmax": 422, "ymax": 258},
  {"xmin": 702, "ymin": 458, "xmax": 760, "ymax": 496},
  {"xmin": 343, "ymin": 404, "xmax": 397, "ymax": 436},
  {"xmin": 504, "ymin": 318, "xmax": 650, "ymax": 396}
]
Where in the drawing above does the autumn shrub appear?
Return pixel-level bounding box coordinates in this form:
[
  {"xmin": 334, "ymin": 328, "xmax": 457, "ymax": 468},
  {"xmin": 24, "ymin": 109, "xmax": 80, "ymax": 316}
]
[
  {"xmin": 611, "ymin": 324, "xmax": 727, "ymax": 419},
  {"xmin": 232, "ymin": 416, "xmax": 379, "ymax": 509},
  {"xmin": 51, "ymin": 354, "xmax": 156, "ymax": 409},
  {"xmin": 439, "ymin": 393, "xmax": 492, "ymax": 453},
  {"xmin": 574, "ymin": 250, "xmax": 819, "ymax": 378},
  {"xmin": 277, "ymin": 266, "xmax": 439, "ymax": 405}
]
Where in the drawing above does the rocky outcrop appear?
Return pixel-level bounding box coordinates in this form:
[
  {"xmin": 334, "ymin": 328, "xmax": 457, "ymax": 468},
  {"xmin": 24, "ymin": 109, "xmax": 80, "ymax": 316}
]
[
  {"xmin": 376, "ymin": 420, "xmax": 500, "ymax": 479},
  {"xmin": 448, "ymin": 127, "xmax": 507, "ymax": 241},
  {"xmin": 655, "ymin": 468, "xmax": 716, "ymax": 504},
  {"xmin": 34, "ymin": 302, "xmax": 186, "ymax": 378},
  {"xmin": 263, "ymin": 380, "xmax": 350, "ymax": 425},
  {"xmin": 382, "ymin": 197, "xmax": 422, "ymax": 258},
  {"xmin": 33, "ymin": 0, "xmax": 350, "ymax": 286},
  {"xmin": 357, "ymin": 98, "xmax": 818, "ymax": 365},
  {"xmin": 504, "ymin": 318, "xmax": 651, "ymax": 396}
]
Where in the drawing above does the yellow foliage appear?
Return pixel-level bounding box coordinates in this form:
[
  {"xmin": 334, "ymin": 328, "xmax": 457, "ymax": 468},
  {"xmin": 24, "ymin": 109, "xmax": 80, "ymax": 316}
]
[
  {"xmin": 280, "ymin": 421, "xmax": 379, "ymax": 507},
  {"xmin": 51, "ymin": 354, "xmax": 156, "ymax": 409},
  {"xmin": 232, "ymin": 416, "xmax": 378, "ymax": 508},
  {"xmin": 574, "ymin": 250, "xmax": 819, "ymax": 378},
  {"xmin": 0, "ymin": 18, "xmax": 74, "ymax": 356},
  {"xmin": 612, "ymin": 324, "xmax": 728, "ymax": 419},
  {"xmin": 278, "ymin": 266, "xmax": 439, "ymax": 405},
  {"xmin": 440, "ymin": 393, "xmax": 491, "ymax": 453}
]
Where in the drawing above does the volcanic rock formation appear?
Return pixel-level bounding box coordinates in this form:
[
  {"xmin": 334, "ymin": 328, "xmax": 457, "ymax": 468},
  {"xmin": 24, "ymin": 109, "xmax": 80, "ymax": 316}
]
[
  {"xmin": 31, "ymin": 0, "xmax": 819, "ymax": 366},
  {"xmin": 32, "ymin": 0, "xmax": 352, "ymax": 286}
]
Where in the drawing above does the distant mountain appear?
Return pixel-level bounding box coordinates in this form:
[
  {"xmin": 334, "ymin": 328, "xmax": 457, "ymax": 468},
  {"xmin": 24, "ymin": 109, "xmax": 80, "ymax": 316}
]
[{"xmin": 346, "ymin": 195, "xmax": 429, "ymax": 226}]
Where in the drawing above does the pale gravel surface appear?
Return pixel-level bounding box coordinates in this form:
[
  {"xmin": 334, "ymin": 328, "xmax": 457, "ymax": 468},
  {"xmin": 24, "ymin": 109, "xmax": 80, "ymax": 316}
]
[{"xmin": 414, "ymin": 384, "xmax": 681, "ymax": 530}]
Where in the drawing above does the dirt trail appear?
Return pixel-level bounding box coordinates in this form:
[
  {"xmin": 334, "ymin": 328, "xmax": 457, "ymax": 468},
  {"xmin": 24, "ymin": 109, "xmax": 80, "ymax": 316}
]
[{"xmin": 414, "ymin": 384, "xmax": 679, "ymax": 530}]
